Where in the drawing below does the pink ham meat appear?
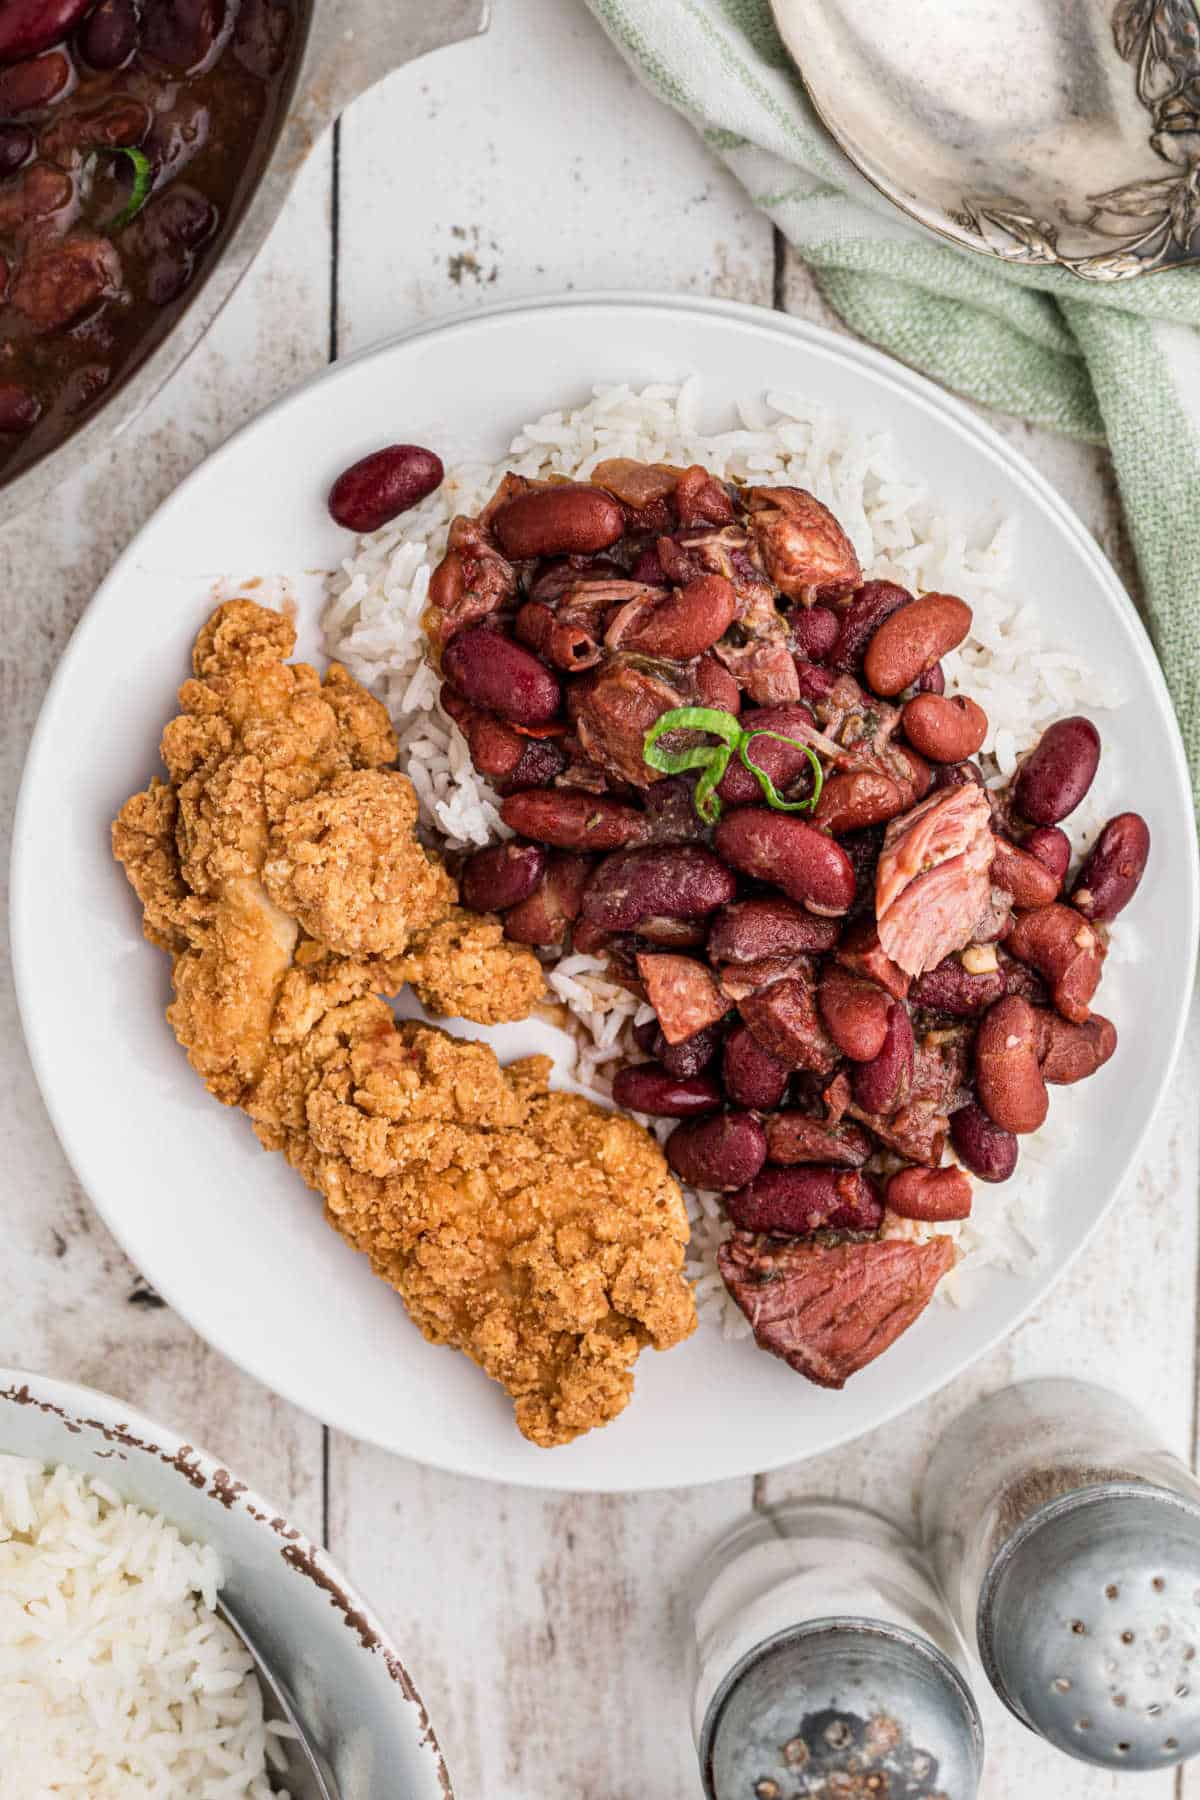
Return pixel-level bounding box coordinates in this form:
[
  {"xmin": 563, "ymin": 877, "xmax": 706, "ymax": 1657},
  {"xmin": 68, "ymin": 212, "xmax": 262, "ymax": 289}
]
[
  {"xmin": 875, "ymin": 785, "xmax": 995, "ymax": 977},
  {"xmin": 717, "ymin": 1235, "xmax": 958, "ymax": 1389},
  {"xmin": 636, "ymin": 953, "xmax": 728, "ymax": 1044}
]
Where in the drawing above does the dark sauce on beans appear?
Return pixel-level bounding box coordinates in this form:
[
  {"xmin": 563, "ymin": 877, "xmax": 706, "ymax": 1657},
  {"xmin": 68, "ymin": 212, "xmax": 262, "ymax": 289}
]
[{"xmin": 0, "ymin": 0, "xmax": 299, "ymax": 480}]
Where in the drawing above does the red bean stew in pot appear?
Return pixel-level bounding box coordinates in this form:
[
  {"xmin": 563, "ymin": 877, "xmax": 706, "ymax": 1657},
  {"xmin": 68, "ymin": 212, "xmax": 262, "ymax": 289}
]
[
  {"xmin": 333, "ymin": 449, "xmax": 1149, "ymax": 1393},
  {"xmin": 0, "ymin": 0, "xmax": 299, "ymax": 478}
]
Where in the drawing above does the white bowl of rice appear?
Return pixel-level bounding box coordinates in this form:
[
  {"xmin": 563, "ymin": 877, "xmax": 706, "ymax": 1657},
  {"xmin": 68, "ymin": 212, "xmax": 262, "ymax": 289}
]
[{"xmin": 0, "ymin": 1368, "xmax": 448, "ymax": 1799}]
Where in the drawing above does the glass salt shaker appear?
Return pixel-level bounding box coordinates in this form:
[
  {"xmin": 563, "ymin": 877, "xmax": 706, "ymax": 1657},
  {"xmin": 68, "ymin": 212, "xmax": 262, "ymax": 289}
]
[
  {"xmin": 688, "ymin": 1500, "xmax": 984, "ymax": 1799},
  {"xmin": 921, "ymin": 1378, "xmax": 1200, "ymax": 1771}
]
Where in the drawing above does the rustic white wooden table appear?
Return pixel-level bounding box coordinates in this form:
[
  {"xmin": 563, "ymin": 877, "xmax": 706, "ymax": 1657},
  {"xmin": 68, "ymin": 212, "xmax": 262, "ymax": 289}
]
[{"xmin": 3, "ymin": 4, "xmax": 1197, "ymax": 1795}]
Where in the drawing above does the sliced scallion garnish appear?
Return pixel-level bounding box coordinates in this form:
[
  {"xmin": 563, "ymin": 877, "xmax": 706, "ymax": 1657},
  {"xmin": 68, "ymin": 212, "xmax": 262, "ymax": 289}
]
[{"xmin": 642, "ymin": 705, "xmax": 824, "ymax": 825}]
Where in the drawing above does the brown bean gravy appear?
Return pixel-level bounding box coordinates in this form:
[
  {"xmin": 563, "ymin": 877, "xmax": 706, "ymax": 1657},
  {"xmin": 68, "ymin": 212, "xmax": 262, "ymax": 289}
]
[{"xmin": 0, "ymin": 0, "xmax": 300, "ymax": 482}]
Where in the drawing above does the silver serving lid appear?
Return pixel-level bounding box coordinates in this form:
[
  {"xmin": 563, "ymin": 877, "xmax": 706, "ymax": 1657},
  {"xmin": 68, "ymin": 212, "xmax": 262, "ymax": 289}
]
[
  {"xmin": 979, "ymin": 1483, "xmax": 1200, "ymax": 1770},
  {"xmin": 700, "ymin": 1617, "xmax": 983, "ymax": 1800}
]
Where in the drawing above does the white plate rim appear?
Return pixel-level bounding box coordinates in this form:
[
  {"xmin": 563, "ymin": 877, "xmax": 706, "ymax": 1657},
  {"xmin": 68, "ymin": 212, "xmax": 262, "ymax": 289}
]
[{"xmin": 12, "ymin": 291, "xmax": 1198, "ymax": 1492}]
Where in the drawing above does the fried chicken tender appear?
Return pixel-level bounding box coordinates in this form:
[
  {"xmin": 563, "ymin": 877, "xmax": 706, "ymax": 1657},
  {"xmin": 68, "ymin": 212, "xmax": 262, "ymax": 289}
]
[
  {"xmin": 112, "ymin": 600, "xmax": 543, "ymax": 1101},
  {"xmin": 113, "ymin": 601, "xmax": 694, "ymax": 1444},
  {"xmin": 249, "ymin": 968, "xmax": 695, "ymax": 1446}
]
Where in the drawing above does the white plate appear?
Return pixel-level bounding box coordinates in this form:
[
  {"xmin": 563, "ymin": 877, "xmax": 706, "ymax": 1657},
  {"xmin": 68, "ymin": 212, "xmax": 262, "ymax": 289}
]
[{"xmin": 12, "ymin": 296, "xmax": 1197, "ymax": 1492}]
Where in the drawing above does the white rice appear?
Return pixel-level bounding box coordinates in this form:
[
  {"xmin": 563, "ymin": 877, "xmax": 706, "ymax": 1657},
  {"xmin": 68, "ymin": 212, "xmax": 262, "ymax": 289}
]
[
  {"xmin": 322, "ymin": 380, "xmax": 1124, "ymax": 1336},
  {"xmin": 0, "ymin": 1457, "xmax": 292, "ymax": 1798}
]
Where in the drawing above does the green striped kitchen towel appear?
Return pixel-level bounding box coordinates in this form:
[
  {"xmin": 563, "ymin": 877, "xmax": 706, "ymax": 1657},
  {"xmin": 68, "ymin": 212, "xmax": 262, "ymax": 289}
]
[{"xmin": 586, "ymin": 0, "xmax": 1200, "ymax": 807}]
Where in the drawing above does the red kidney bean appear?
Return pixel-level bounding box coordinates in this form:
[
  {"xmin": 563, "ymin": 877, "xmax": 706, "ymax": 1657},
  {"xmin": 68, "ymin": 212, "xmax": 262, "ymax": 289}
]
[
  {"xmin": 901, "ymin": 693, "xmax": 987, "ymax": 763},
  {"xmin": 442, "ymin": 625, "xmax": 561, "ymax": 727},
  {"xmin": 990, "ymin": 836, "xmax": 1061, "ymax": 909},
  {"xmin": 717, "ymin": 703, "xmax": 816, "ymax": 807},
  {"xmin": 722, "ymin": 1023, "xmax": 790, "ymax": 1110},
  {"xmin": 492, "ymin": 483, "xmax": 625, "ymax": 559},
  {"xmin": 0, "ymin": 124, "xmax": 32, "ymax": 177},
  {"xmin": 714, "ymin": 809, "xmax": 856, "ymax": 915},
  {"xmin": 864, "ymin": 593, "xmax": 972, "ymax": 697},
  {"xmin": 632, "ymin": 1018, "xmax": 659, "ymax": 1056},
  {"xmin": 613, "ymin": 573, "xmax": 737, "ymax": 660},
  {"xmin": 727, "ymin": 1166, "xmax": 882, "ymax": 1236},
  {"xmin": 885, "ymin": 1165, "xmax": 972, "ymax": 1221},
  {"xmin": 830, "ymin": 580, "xmax": 914, "ymax": 672},
  {"xmin": 909, "ymin": 954, "xmax": 1006, "ymax": 1017},
  {"xmin": 695, "ymin": 651, "xmax": 741, "ymax": 715},
  {"xmin": 949, "ymin": 1101, "xmax": 1019, "ymax": 1182},
  {"xmin": 611, "ymin": 1063, "xmax": 722, "ymax": 1118},
  {"xmin": 500, "ymin": 789, "xmax": 646, "ymax": 851},
  {"xmin": 328, "ymin": 444, "xmax": 444, "ymax": 533},
  {"xmin": 1004, "ymin": 903, "xmax": 1104, "ymax": 1024},
  {"xmin": 0, "ymin": 382, "xmax": 40, "ymax": 432},
  {"xmin": 658, "ymin": 1023, "xmax": 722, "ymax": 1079},
  {"xmin": 1013, "ymin": 716, "xmax": 1101, "ymax": 825},
  {"xmin": 1036, "ymin": 1011, "xmax": 1117, "ymax": 1084},
  {"xmin": 916, "ymin": 662, "xmax": 945, "ymax": 695},
  {"xmin": 0, "ymin": 50, "xmax": 72, "ymax": 112},
  {"xmin": 930, "ymin": 759, "xmax": 985, "ymax": 794},
  {"xmin": 635, "ymin": 915, "xmax": 707, "ymax": 948},
  {"xmin": 457, "ymin": 711, "xmax": 524, "ymax": 782},
  {"xmin": 852, "ymin": 1001, "xmax": 914, "ymax": 1114},
  {"xmin": 460, "ymin": 841, "xmax": 546, "ymax": 913},
  {"xmin": 0, "ymin": 0, "xmax": 94, "ymax": 63},
  {"xmin": 1024, "ymin": 825, "xmax": 1071, "ymax": 885},
  {"xmin": 812, "ymin": 769, "xmax": 904, "ymax": 834},
  {"xmin": 709, "ymin": 897, "xmax": 841, "ymax": 964},
  {"xmin": 142, "ymin": 0, "xmax": 226, "ymax": 71},
  {"xmin": 817, "ymin": 967, "xmax": 891, "ymax": 1062},
  {"xmin": 630, "ymin": 545, "xmax": 667, "ymax": 585},
  {"xmin": 1070, "ymin": 812, "xmax": 1150, "ymax": 923},
  {"xmin": 581, "ymin": 844, "xmax": 735, "ymax": 931},
  {"xmin": 791, "ymin": 606, "xmax": 840, "ymax": 663},
  {"xmin": 974, "ymin": 996, "xmax": 1048, "ymax": 1134},
  {"xmin": 502, "ymin": 852, "xmax": 590, "ymax": 946},
  {"xmin": 78, "ymin": 0, "xmax": 141, "ymax": 68},
  {"xmin": 666, "ymin": 1111, "xmax": 767, "ymax": 1191},
  {"xmin": 764, "ymin": 1112, "xmax": 871, "ymax": 1167},
  {"xmin": 504, "ymin": 738, "xmax": 568, "ymax": 790},
  {"xmin": 515, "ymin": 600, "xmax": 600, "ymax": 673}
]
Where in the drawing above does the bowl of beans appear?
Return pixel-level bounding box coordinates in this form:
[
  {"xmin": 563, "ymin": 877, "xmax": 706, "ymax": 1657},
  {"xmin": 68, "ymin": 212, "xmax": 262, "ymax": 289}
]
[{"xmin": 0, "ymin": 0, "xmax": 486, "ymax": 520}]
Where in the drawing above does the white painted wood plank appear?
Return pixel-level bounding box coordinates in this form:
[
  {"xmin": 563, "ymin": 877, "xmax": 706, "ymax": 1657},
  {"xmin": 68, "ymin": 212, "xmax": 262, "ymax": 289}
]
[
  {"xmin": 0, "ymin": 140, "xmax": 335, "ymax": 1529},
  {"xmin": 334, "ymin": 0, "xmax": 773, "ymax": 353},
  {"xmin": 327, "ymin": 1458, "xmax": 742, "ymax": 1799}
]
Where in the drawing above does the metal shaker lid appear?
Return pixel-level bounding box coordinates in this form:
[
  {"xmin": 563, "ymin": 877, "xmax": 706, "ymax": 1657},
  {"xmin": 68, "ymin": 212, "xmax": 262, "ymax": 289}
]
[
  {"xmin": 979, "ymin": 1483, "xmax": 1200, "ymax": 1770},
  {"xmin": 700, "ymin": 1618, "xmax": 983, "ymax": 1800}
]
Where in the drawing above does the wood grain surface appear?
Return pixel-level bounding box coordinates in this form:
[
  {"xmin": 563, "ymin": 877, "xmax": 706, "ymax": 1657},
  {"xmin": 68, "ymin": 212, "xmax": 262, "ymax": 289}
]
[{"xmin": 1, "ymin": 4, "xmax": 1196, "ymax": 1796}]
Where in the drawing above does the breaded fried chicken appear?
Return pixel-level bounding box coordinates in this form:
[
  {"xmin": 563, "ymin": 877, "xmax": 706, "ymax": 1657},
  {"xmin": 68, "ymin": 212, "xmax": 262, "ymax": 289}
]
[
  {"xmin": 113, "ymin": 601, "xmax": 695, "ymax": 1445},
  {"xmin": 112, "ymin": 600, "xmax": 543, "ymax": 1102},
  {"xmin": 251, "ymin": 966, "xmax": 695, "ymax": 1446}
]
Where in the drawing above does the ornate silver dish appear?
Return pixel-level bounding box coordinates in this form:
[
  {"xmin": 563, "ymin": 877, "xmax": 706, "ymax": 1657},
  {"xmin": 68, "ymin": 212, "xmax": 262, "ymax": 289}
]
[{"xmin": 769, "ymin": 0, "xmax": 1200, "ymax": 281}]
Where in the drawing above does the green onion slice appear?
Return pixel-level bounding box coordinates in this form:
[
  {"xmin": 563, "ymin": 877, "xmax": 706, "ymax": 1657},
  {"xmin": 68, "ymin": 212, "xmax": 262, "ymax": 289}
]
[
  {"xmin": 740, "ymin": 730, "xmax": 824, "ymax": 813},
  {"xmin": 643, "ymin": 705, "xmax": 825, "ymax": 824},
  {"xmin": 94, "ymin": 145, "xmax": 153, "ymax": 230}
]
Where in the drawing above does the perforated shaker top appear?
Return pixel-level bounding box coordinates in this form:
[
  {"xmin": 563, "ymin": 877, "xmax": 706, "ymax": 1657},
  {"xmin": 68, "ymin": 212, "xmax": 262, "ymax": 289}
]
[{"xmin": 979, "ymin": 1484, "xmax": 1200, "ymax": 1771}]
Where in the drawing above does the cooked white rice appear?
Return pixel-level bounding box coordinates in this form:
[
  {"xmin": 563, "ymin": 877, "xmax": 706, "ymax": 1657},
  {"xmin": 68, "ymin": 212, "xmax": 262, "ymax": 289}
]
[
  {"xmin": 323, "ymin": 380, "xmax": 1126, "ymax": 1335},
  {"xmin": 0, "ymin": 1457, "xmax": 292, "ymax": 1798}
]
